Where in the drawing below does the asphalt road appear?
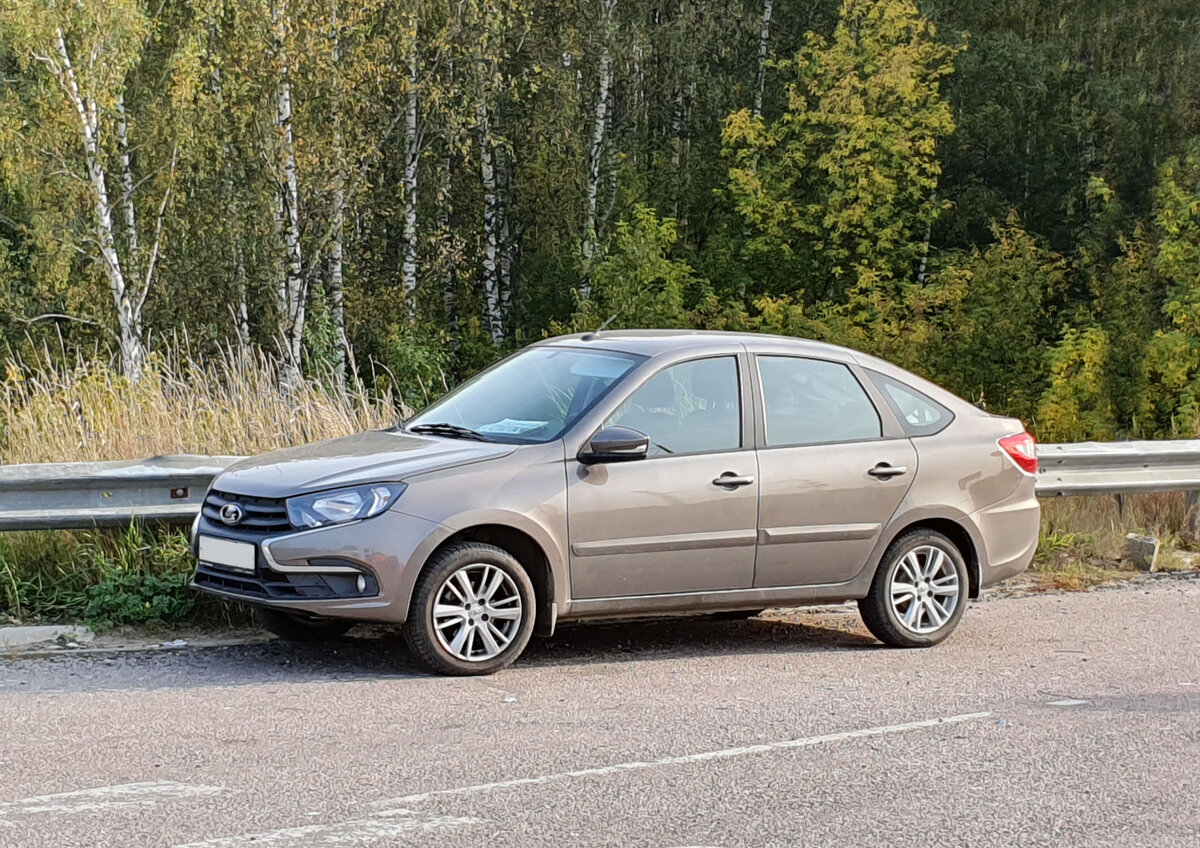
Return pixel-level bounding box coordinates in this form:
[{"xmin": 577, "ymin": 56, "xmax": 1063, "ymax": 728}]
[{"xmin": 1, "ymin": 576, "xmax": 1198, "ymax": 848}]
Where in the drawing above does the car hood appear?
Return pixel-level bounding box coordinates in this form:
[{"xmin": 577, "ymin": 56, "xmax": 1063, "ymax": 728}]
[{"xmin": 213, "ymin": 429, "xmax": 516, "ymax": 497}]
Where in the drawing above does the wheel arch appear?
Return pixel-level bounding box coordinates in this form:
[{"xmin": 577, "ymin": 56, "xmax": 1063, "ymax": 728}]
[
  {"xmin": 874, "ymin": 515, "xmax": 983, "ymax": 600},
  {"xmin": 421, "ymin": 524, "xmax": 558, "ymax": 635}
]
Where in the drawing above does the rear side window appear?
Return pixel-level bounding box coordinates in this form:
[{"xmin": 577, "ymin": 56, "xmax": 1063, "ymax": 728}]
[
  {"xmin": 757, "ymin": 356, "xmax": 881, "ymax": 447},
  {"xmin": 867, "ymin": 371, "xmax": 954, "ymax": 437}
]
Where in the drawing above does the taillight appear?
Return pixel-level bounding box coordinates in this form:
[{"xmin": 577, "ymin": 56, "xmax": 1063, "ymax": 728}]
[{"xmin": 998, "ymin": 432, "xmax": 1038, "ymax": 475}]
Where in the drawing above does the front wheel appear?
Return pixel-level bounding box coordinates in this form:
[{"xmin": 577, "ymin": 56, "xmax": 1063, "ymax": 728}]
[
  {"xmin": 859, "ymin": 530, "xmax": 968, "ymax": 648},
  {"xmin": 257, "ymin": 607, "xmax": 354, "ymax": 643},
  {"xmin": 403, "ymin": 543, "xmax": 536, "ymax": 676}
]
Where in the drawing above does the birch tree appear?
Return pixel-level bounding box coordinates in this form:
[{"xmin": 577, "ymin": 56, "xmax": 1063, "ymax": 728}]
[
  {"xmin": 0, "ymin": 1, "xmax": 187, "ymax": 380},
  {"xmin": 753, "ymin": 0, "xmax": 773, "ymax": 118},
  {"xmin": 267, "ymin": 0, "xmax": 306, "ymax": 388},
  {"xmin": 467, "ymin": 0, "xmax": 523, "ymax": 345},
  {"xmin": 580, "ymin": 0, "xmax": 616, "ymax": 283},
  {"xmin": 401, "ymin": 29, "xmax": 421, "ymax": 303}
]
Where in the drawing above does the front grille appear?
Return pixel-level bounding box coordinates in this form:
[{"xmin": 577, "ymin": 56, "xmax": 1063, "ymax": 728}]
[{"xmin": 202, "ymin": 489, "xmax": 291, "ymax": 533}]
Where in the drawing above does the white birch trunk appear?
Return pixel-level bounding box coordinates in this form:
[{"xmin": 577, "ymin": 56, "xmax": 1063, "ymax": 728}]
[
  {"xmin": 329, "ymin": 186, "xmax": 348, "ymax": 380},
  {"xmin": 753, "ymin": 0, "xmax": 773, "ymax": 119},
  {"xmin": 438, "ymin": 150, "xmax": 457, "ymax": 339},
  {"xmin": 496, "ymin": 140, "xmax": 513, "ymax": 318},
  {"xmin": 272, "ymin": 3, "xmax": 306, "ymax": 388},
  {"xmin": 581, "ymin": 0, "xmax": 616, "ymax": 286},
  {"xmin": 235, "ymin": 244, "xmax": 251, "ymax": 346},
  {"xmin": 329, "ymin": 2, "xmax": 349, "ymax": 380},
  {"xmin": 50, "ymin": 29, "xmax": 145, "ymax": 381},
  {"xmin": 917, "ymin": 193, "xmax": 936, "ymax": 284},
  {"xmin": 477, "ymin": 99, "xmax": 504, "ymax": 345},
  {"xmin": 116, "ymin": 93, "xmax": 140, "ymax": 266},
  {"xmin": 401, "ymin": 36, "xmax": 420, "ymax": 303},
  {"xmin": 679, "ymin": 80, "xmax": 695, "ymax": 231}
]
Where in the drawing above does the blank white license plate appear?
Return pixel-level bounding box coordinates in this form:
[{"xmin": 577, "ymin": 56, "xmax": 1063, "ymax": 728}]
[{"xmin": 198, "ymin": 536, "xmax": 256, "ymax": 573}]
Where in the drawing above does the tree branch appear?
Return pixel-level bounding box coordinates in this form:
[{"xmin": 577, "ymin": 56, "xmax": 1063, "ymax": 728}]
[{"xmin": 136, "ymin": 144, "xmax": 179, "ymax": 315}]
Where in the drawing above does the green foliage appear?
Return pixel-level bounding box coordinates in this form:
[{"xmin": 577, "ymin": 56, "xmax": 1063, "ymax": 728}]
[
  {"xmin": 559, "ymin": 206, "xmax": 701, "ymax": 333},
  {"xmin": 0, "ymin": 523, "xmax": 201, "ymax": 629},
  {"xmin": 723, "ymin": 0, "xmax": 960, "ymax": 298},
  {"xmin": 384, "ymin": 323, "xmax": 453, "ymax": 413},
  {"xmin": 0, "ymin": 0, "xmax": 1198, "ymax": 445},
  {"xmin": 1038, "ymin": 327, "xmax": 1117, "ymax": 441},
  {"xmin": 1138, "ymin": 142, "xmax": 1200, "ymax": 436},
  {"xmin": 84, "ymin": 570, "xmax": 196, "ymax": 630},
  {"xmin": 921, "ymin": 222, "xmax": 1065, "ymax": 419}
]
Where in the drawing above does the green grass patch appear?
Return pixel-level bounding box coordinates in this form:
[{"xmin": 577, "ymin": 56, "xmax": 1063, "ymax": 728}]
[{"xmin": 0, "ymin": 523, "xmax": 242, "ymax": 630}]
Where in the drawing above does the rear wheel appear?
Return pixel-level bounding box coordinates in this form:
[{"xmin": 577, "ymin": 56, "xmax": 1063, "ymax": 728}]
[
  {"xmin": 257, "ymin": 608, "xmax": 353, "ymax": 643},
  {"xmin": 859, "ymin": 530, "xmax": 967, "ymax": 648},
  {"xmin": 403, "ymin": 543, "xmax": 536, "ymax": 676}
]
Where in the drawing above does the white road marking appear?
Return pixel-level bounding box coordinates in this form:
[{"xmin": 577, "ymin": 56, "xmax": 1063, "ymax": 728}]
[
  {"xmin": 376, "ymin": 711, "xmax": 992, "ymax": 807},
  {"xmin": 1047, "ymin": 698, "xmax": 1091, "ymax": 706},
  {"xmin": 0, "ymin": 782, "xmax": 226, "ymax": 819},
  {"xmin": 172, "ymin": 809, "xmax": 482, "ymax": 847}
]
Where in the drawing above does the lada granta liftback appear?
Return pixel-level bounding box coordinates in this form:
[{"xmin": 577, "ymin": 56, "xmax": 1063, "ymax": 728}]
[{"xmin": 191, "ymin": 331, "xmax": 1040, "ymax": 675}]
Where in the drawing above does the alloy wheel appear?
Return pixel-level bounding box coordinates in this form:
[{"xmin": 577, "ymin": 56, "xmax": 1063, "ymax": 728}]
[
  {"xmin": 888, "ymin": 544, "xmax": 961, "ymax": 635},
  {"xmin": 432, "ymin": 563, "xmax": 524, "ymax": 661}
]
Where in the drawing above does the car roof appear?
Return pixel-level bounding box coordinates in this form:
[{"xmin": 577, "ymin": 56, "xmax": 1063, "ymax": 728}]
[
  {"xmin": 536, "ymin": 329, "xmax": 860, "ymax": 361},
  {"xmin": 535, "ymin": 329, "xmax": 986, "ymax": 417}
]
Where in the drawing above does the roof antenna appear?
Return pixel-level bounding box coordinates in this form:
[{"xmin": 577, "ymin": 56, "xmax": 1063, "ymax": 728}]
[{"xmin": 581, "ymin": 312, "xmax": 618, "ymax": 341}]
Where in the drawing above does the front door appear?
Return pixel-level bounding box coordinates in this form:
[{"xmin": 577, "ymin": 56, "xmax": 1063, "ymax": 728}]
[
  {"xmin": 568, "ymin": 356, "xmax": 759, "ymax": 599},
  {"xmin": 751, "ymin": 355, "xmax": 917, "ymax": 587}
]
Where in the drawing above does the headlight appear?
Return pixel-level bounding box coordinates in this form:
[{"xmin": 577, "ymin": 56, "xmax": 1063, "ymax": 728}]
[{"xmin": 286, "ymin": 483, "xmax": 406, "ymax": 529}]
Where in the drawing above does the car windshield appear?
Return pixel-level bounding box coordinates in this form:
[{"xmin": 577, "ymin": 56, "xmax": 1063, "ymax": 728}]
[{"xmin": 406, "ymin": 346, "xmax": 643, "ymax": 444}]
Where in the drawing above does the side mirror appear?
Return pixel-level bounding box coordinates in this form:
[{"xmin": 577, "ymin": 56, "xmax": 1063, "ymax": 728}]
[{"xmin": 578, "ymin": 426, "xmax": 650, "ymax": 465}]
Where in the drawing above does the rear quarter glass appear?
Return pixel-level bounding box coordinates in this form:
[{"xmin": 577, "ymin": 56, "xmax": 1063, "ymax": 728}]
[{"xmin": 865, "ymin": 370, "xmax": 954, "ymax": 437}]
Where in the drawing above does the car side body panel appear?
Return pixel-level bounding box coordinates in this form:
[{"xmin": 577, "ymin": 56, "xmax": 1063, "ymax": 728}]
[{"xmin": 753, "ymin": 438, "xmax": 918, "ymax": 587}]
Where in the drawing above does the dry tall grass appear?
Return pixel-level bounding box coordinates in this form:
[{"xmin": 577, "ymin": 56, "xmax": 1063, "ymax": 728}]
[
  {"xmin": 1035, "ymin": 491, "xmax": 1196, "ymax": 589},
  {"xmin": 0, "ymin": 343, "xmax": 399, "ymax": 463}
]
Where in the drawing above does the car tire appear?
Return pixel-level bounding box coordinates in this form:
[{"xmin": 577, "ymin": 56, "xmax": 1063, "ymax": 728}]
[
  {"xmin": 403, "ymin": 542, "xmax": 536, "ymax": 676},
  {"xmin": 859, "ymin": 529, "xmax": 968, "ymax": 648},
  {"xmin": 257, "ymin": 607, "xmax": 354, "ymax": 642}
]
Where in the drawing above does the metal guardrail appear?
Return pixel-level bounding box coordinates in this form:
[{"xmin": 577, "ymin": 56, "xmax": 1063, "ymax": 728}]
[
  {"xmin": 0, "ymin": 440, "xmax": 1198, "ymax": 531},
  {"xmin": 0, "ymin": 455, "xmax": 242, "ymax": 531},
  {"xmin": 1034, "ymin": 440, "xmax": 1200, "ymax": 497}
]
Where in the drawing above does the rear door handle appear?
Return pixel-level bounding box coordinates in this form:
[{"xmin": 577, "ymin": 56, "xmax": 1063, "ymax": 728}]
[
  {"xmin": 867, "ymin": 463, "xmax": 908, "ymax": 479},
  {"xmin": 713, "ymin": 472, "xmax": 755, "ymax": 489}
]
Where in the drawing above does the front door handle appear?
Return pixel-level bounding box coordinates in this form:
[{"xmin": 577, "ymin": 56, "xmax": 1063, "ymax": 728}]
[
  {"xmin": 868, "ymin": 463, "xmax": 908, "ymax": 479},
  {"xmin": 713, "ymin": 472, "xmax": 755, "ymax": 489}
]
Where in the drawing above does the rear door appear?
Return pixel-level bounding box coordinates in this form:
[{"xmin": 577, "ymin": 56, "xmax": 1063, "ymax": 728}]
[
  {"xmin": 751, "ymin": 355, "xmax": 916, "ymax": 587},
  {"xmin": 567, "ymin": 355, "xmax": 759, "ymax": 599}
]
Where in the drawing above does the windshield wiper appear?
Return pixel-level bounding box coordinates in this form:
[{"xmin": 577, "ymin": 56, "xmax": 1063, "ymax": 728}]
[{"xmin": 409, "ymin": 423, "xmax": 493, "ymax": 442}]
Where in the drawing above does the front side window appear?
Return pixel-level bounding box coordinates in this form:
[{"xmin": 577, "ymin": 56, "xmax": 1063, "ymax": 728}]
[
  {"xmin": 758, "ymin": 356, "xmax": 881, "ymax": 447},
  {"xmin": 407, "ymin": 347, "xmax": 642, "ymax": 443},
  {"xmin": 606, "ymin": 357, "xmax": 741, "ymax": 456}
]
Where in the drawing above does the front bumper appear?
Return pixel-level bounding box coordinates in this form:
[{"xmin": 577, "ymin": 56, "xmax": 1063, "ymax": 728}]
[{"xmin": 190, "ymin": 508, "xmax": 445, "ymax": 622}]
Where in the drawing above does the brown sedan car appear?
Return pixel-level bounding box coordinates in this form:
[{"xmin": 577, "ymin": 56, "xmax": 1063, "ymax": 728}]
[{"xmin": 191, "ymin": 331, "xmax": 1040, "ymax": 675}]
